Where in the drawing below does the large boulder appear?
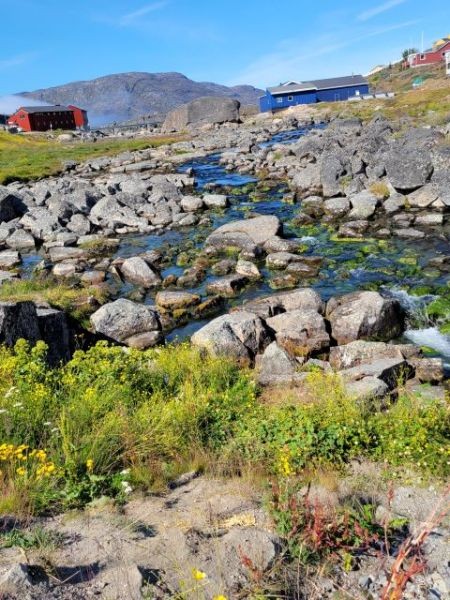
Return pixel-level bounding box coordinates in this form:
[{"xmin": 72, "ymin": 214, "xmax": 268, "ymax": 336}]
[
  {"xmin": 90, "ymin": 299, "xmax": 163, "ymax": 348},
  {"xmin": 326, "ymin": 291, "xmax": 404, "ymax": 345},
  {"xmin": 162, "ymin": 97, "xmax": 240, "ymax": 132},
  {"xmin": 191, "ymin": 311, "xmax": 271, "ymax": 364},
  {"xmin": 266, "ymin": 309, "xmax": 329, "ymax": 357},
  {"xmin": 385, "ymin": 148, "xmax": 433, "ymax": 192},
  {"xmin": 36, "ymin": 307, "xmax": 71, "ymax": 366},
  {"xmin": 0, "ymin": 187, "xmax": 27, "ymax": 223},
  {"xmin": 329, "ymin": 340, "xmax": 416, "ymax": 370}
]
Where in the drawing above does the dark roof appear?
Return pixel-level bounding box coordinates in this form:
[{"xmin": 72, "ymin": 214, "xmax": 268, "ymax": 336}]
[
  {"xmin": 309, "ymin": 74, "xmax": 368, "ymax": 90},
  {"xmin": 18, "ymin": 105, "xmax": 73, "ymax": 114},
  {"xmin": 267, "ymin": 74, "xmax": 368, "ymax": 96}
]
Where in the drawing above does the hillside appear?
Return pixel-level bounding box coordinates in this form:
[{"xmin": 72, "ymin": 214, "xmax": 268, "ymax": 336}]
[
  {"xmin": 369, "ymin": 61, "xmax": 449, "ymax": 93},
  {"xmin": 20, "ymin": 71, "xmax": 263, "ymax": 125}
]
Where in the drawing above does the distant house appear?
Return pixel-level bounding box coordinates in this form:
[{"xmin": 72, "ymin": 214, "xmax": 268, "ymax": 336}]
[
  {"xmin": 259, "ymin": 75, "xmax": 369, "ymax": 112},
  {"xmin": 7, "ymin": 105, "xmax": 88, "ymax": 132},
  {"xmin": 408, "ymin": 39, "xmax": 450, "ymax": 68}
]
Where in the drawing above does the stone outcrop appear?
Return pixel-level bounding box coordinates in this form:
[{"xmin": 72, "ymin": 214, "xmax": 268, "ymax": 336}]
[{"xmin": 162, "ymin": 96, "xmax": 240, "ymax": 132}]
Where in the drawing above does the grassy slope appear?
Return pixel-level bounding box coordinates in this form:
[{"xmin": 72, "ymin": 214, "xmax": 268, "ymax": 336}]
[{"xmin": 0, "ymin": 132, "xmax": 183, "ymax": 185}]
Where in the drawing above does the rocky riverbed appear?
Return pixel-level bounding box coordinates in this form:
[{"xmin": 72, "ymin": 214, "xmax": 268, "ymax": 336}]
[{"xmin": 1, "ymin": 114, "xmax": 450, "ymax": 380}]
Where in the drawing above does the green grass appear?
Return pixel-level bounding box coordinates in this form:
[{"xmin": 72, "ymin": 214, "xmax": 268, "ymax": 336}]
[
  {"xmin": 0, "ymin": 341, "xmax": 448, "ymax": 516},
  {"xmin": 0, "ymin": 277, "xmax": 109, "ymax": 323},
  {"xmin": 0, "ymin": 132, "xmax": 184, "ymax": 184}
]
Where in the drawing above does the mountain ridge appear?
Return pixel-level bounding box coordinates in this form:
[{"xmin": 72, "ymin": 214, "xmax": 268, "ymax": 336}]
[{"xmin": 20, "ymin": 71, "xmax": 263, "ymax": 125}]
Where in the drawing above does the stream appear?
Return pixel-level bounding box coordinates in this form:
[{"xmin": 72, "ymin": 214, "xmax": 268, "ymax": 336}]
[{"xmin": 19, "ymin": 125, "xmax": 450, "ymax": 365}]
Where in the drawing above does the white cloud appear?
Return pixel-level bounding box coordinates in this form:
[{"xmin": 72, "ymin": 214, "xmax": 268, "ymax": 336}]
[
  {"xmin": 118, "ymin": 1, "xmax": 168, "ymax": 27},
  {"xmin": 0, "ymin": 52, "xmax": 37, "ymax": 71},
  {"xmin": 357, "ymin": 0, "xmax": 407, "ymax": 22},
  {"xmin": 230, "ymin": 20, "xmax": 419, "ymax": 87}
]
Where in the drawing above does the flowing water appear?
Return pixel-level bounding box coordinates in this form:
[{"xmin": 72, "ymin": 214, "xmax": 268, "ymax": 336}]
[{"xmin": 17, "ymin": 125, "xmax": 450, "ymax": 360}]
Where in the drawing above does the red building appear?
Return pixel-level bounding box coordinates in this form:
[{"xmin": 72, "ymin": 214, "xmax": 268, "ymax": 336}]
[
  {"xmin": 408, "ymin": 40, "xmax": 450, "ymax": 68},
  {"xmin": 8, "ymin": 105, "xmax": 88, "ymax": 132}
]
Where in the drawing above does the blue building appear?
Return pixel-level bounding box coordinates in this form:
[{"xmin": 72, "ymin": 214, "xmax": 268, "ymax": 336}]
[{"xmin": 259, "ymin": 75, "xmax": 369, "ymax": 112}]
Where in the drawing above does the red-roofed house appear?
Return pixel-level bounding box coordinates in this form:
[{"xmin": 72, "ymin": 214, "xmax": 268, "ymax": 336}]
[{"xmin": 408, "ymin": 39, "xmax": 450, "ymax": 68}]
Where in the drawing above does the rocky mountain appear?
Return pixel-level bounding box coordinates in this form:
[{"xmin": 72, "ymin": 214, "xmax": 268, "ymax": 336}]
[{"xmin": 20, "ymin": 72, "xmax": 263, "ymax": 126}]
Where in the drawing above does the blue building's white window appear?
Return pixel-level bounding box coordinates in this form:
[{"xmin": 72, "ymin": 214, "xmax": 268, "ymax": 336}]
[{"xmin": 276, "ymin": 97, "xmax": 283, "ymax": 103}]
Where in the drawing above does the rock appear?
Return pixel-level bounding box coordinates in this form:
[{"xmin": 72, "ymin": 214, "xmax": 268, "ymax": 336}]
[
  {"xmin": 53, "ymin": 262, "xmax": 77, "ymax": 277},
  {"xmin": 407, "ymin": 184, "xmax": 439, "ymax": 209},
  {"xmin": 326, "ymin": 291, "xmax": 404, "ymax": 345},
  {"xmin": 415, "ymin": 213, "xmax": 444, "ymax": 226},
  {"xmin": 329, "ymin": 340, "xmax": 408, "ymax": 370},
  {"xmin": 393, "ymin": 227, "xmax": 425, "ymax": 239},
  {"xmin": 323, "ymin": 197, "xmax": 350, "ymax": 218},
  {"xmin": 345, "ymin": 376, "xmax": 389, "ymax": 401},
  {"xmin": 120, "ymin": 257, "xmax": 161, "ymax": 288},
  {"xmin": 236, "ymin": 259, "xmax": 261, "ymax": 279},
  {"xmin": 203, "ymin": 193, "xmax": 229, "ymax": 208},
  {"xmin": 301, "ymin": 196, "xmax": 324, "ymax": 217},
  {"xmin": 0, "ymin": 563, "xmax": 33, "ymax": 593},
  {"xmin": 211, "ymin": 259, "xmax": 236, "ymax": 275},
  {"xmin": 205, "ymin": 215, "xmax": 281, "ymax": 252},
  {"xmin": 0, "ymin": 186, "xmax": 26, "ymax": 222},
  {"xmin": 90, "ymin": 299, "xmax": 162, "ymax": 346},
  {"xmin": 348, "ymin": 191, "xmax": 378, "ymax": 219},
  {"xmin": 20, "ymin": 207, "xmax": 59, "ymax": 239},
  {"xmin": 256, "ymin": 341, "xmax": 303, "ymax": 386},
  {"xmin": 263, "ymin": 236, "xmax": 301, "ymax": 254},
  {"xmin": 36, "ymin": 307, "xmax": 71, "ymax": 365},
  {"xmin": 0, "ymin": 301, "xmax": 41, "ymax": 347},
  {"xmin": 386, "ymin": 149, "xmax": 433, "ymax": 191},
  {"xmin": 0, "ymin": 250, "xmax": 20, "ymax": 269},
  {"xmin": 181, "ymin": 195, "xmax": 204, "ymax": 212},
  {"xmin": 6, "ymin": 229, "xmax": 35, "ymax": 250},
  {"xmin": 155, "ymin": 291, "xmax": 201, "ymax": 310},
  {"xmin": 291, "ymin": 163, "xmax": 322, "ymax": 197},
  {"xmin": 266, "ymin": 309, "xmax": 329, "ymax": 357},
  {"xmin": 67, "ymin": 213, "xmax": 91, "ymax": 235},
  {"xmin": 383, "ymin": 192, "xmax": 406, "ymax": 214},
  {"xmin": 162, "ymin": 96, "xmax": 240, "ymax": 132},
  {"xmin": 238, "ymin": 288, "xmax": 324, "ymax": 319},
  {"xmin": 191, "ymin": 311, "xmax": 270, "ymax": 364},
  {"xmin": 206, "ymin": 274, "xmax": 249, "ymax": 297},
  {"xmin": 408, "ymin": 357, "xmax": 444, "ymax": 383},
  {"xmin": 81, "ymin": 270, "xmax": 106, "ymax": 285},
  {"xmin": 124, "ymin": 331, "xmax": 164, "ymax": 349},
  {"xmin": 48, "ymin": 246, "xmax": 85, "ymax": 262},
  {"xmin": 340, "ymin": 358, "xmax": 411, "ymax": 389},
  {"xmin": 99, "ymin": 564, "xmax": 143, "ymax": 600}
]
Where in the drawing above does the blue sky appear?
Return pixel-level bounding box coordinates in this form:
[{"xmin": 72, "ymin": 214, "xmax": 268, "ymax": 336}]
[{"xmin": 0, "ymin": 0, "xmax": 448, "ymax": 95}]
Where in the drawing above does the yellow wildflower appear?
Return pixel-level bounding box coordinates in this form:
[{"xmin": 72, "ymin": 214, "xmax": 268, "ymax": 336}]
[
  {"xmin": 192, "ymin": 568, "xmax": 206, "ymax": 581},
  {"xmin": 86, "ymin": 458, "xmax": 94, "ymax": 472},
  {"xmin": 213, "ymin": 596, "xmax": 227, "ymax": 600},
  {"xmin": 16, "ymin": 467, "xmax": 26, "ymax": 476}
]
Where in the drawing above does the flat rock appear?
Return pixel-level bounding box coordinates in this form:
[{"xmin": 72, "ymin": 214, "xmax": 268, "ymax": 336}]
[
  {"xmin": 238, "ymin": 288, "xmax": 324, "ymax": 319},
  {"xmin": 6, "ymin": 229, "xmax": 35, "ymax": 250},
  {"xmin": 155, "ymin": 291, "xmax": 201, "ymax": 310},
  {"xmin": 206, "ymin": 215, "xmax": 281, "ymax": 247},
  {"xmin": 340, "ymin": 358, "xmax": 411, "ymax": 389},
  {"xmin": 206, "ymin": 274, "xmax": 249, "ymax": 297},
  {"xmin": 345, "ymin": 376, "xmax": 389, "ymax": 401},
  {"xmin": 407, "ymin": 184, "xmax": 439, "ymax": 208},
  {"xmin": 0, "ymin": 250, "xmax": 20, "ymax": 269},
  {"xmin": 348, "ymin": 190, "xmax": 378, "ymax": 219},
  {"xmin": 180, "ymin": 195, "xmax": 204, "ymax": 212},
  {"xmin": 323, "ymin": 197, "xmax": 350, "ymax": 218},
  {"xmin": 236, "ymin": 259, "xmax": 261, "ymax": 279},
  {"xmin": 329, "ymin": 340, "xmax": 408, "ymax": 370},
  {"xmin": 48, "ymin": 246, "xmax": 86, "ymax": 263},
  {"xmin": 203, "ymin": 193, "xmax": 229, "ymax": 208}
]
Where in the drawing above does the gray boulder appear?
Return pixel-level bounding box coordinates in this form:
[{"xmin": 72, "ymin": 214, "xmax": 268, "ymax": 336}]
[
  {"xmin": 329, "ymin": 340, "xmax": 412, "ymax": 370},
  {"xmin": 203, "ymin": 193, "xmax": 229, "ymax": 208},
  {"xmin": 6, "ymin": 229, "xmax": 35, "ymax": 250},
  {"xmin": 256, "ymin": 342, "xmax": 303, "ymax": 386},
  {"xmin": 162, "ymin": 96, "xmax": 240, "ymax": 132},
  {"xmin": 155, "ymin": 291, "xmax": 201, "ymax": 310},
  {"xmin": 36, "ymin": 307, "xmax": 71, "ymax": 365},
  {"xmin": 386, "ymin": 149, "xmax": 433, "ymax": 191},
  {"xmin": 340, "ymin": 357, "xmax": 411, "ymax": 389},
  {"xmin": 345, "ymin": 376, "xmax": 389, "ymax": 401},
  {"xmin": 120, "ymin": 257, "xmax": 161, "ymax": 288},
  {"xmin": 326, "ymin": 291, "xmax": 404, "ymax": 345},
  {"xmin": 323, "ymin": 198, "xmax": 350, "ymax": 218},
  {"xmin": 191, "ymin": 311, "xmax": 271, "ymax": 364},
  {"xmin": 266, "ymin": 309, "xmax": 329, "ymax": 357},
  {"xmin": 0, "ymin": 186, "xmax": 26, "ymax": 223},
  {"xmin": 0, "ymin": 250, "xmax": 21, "ymax": 269},
  {"xmin": 90, "ymin": 298, "xmax": 162, "ymax": 347},
  {"xmin": 206, "ymin": 274, "xmax": 249, "ymax": 297},
  {"xmin": 348, "ymin": 191, "xmax": 379, "ymax": 219},
  {"xmin": 238, "ymin": 288, "xmax": 324, "ymax": 319}
]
